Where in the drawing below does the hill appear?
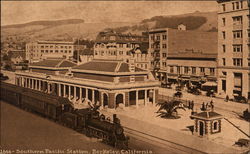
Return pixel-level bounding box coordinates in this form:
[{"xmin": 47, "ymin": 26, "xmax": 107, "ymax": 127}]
[
  {"xmin": 107, "ymin": 11, "xmax": 218, "ymax": 34},
  {"xmin": 1, "ymin": 11, "xmax": 217, "ymax": 42}
]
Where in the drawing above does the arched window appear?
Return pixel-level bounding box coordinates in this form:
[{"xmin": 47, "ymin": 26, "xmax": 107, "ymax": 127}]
[{"xmin": 213, "ymin": 121, "xmax": 218, "ymax": 130}]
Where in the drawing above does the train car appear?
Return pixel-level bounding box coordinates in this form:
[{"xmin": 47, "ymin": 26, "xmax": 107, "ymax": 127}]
[
  {"xmin": 86, "ymin": 114, "xmax": 129, "ymax": 149},
  {"xmin": 21, "ymin": 89, "xmax": 72, "ymax": 120},
  {"xmin": 0, "ymin": 82, "xmax": 23, "ymax": 106},
  {"xmin": 60, "ymin": 108, "xmax": 91, "ymax": 131}
]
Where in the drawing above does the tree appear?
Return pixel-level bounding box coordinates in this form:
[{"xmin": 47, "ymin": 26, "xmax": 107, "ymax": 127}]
[{"xmin": 156, "ymin": 99, "xmax": 185, "ymax": 119}]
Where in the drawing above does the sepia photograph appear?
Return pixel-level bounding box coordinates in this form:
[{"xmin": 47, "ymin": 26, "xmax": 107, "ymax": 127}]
[{"xmin": 0, "ymin": 0, "xmax": 249, "ymax": 153}]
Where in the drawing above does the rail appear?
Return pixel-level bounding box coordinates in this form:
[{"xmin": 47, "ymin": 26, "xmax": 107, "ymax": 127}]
[
  {"xmin": 224, "ymin": 118, "xmax": 250, "ymax": 138},
  {"xmin": 124, "ymin": 126, "xmax": 205, "ymax": 154}
]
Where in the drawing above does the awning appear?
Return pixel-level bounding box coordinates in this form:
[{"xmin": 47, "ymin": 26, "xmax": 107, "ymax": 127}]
[{"xmin": 202, "ymin": 81, "xmax": 217, "ymax": 87}]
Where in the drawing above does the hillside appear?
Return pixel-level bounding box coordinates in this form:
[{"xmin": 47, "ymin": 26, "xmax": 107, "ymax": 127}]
[
  {"xmin": 108, "ymin": 11, "xmax": 218, "ymax": 34},
  {"xmin": 1, "ymin": 11, "xmax": 217, "ymax": 42}
]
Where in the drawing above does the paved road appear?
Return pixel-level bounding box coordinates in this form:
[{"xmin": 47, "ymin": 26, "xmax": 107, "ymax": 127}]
[
  {"xmin": 1, "ymin": 102, "xmax": 177, "ymax": 154},
  {"xmin": 159, "ymin": 87, "xmax": 249, "ymax": 118}
]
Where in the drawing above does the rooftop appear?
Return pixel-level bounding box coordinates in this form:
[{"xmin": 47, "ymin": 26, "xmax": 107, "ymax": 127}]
[
  {"xmin": 191, "ymin": 111, "xmax": 223, "ymax": 120},
  {"xmin": 30, "ymin": 58, "xmax": 76, "ymax": 68},
  {"xmin": 72, "ymin": 59, "xmax": 145, "ymax": 73}
]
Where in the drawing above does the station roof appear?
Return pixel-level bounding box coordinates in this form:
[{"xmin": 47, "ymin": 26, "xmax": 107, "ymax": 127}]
[
  {"xmin": 72, "ymin": 59, "xmax": 145, "ymax": 73},
  {"xmin": 30, "ymin": 58, "xmax": 76, "ymax": 68}
]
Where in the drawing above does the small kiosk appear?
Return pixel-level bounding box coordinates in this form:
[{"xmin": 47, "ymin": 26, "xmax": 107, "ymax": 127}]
[{"xmin": 190, "ymin": 111, "xmax": 223, "ymax": 139}]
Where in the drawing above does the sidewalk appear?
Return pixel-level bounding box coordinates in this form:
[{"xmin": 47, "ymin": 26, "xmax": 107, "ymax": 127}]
[{"xmin": 102, "ymin": 109, "xmax": 247, "ymax": 154}]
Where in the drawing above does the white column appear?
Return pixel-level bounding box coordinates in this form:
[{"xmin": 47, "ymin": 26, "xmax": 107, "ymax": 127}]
[
  {"xmin": 79, "ymin": 87, "xmax": 82, "ymax": 101},
  {"xmin": 86, "ymin": 88, "xmax": 88, "ymax": 100},
  {"xmin": 63, "ymin": 85, "xmax": 66, "ymax": 97},
  {"xmin": 69, "ymin": 85, "xmax": 71, "ymax": 99},
  {"xmin": 47, "ymin": 82, "xmax": 50, "ymax": 93},
  {"xmin": 144, "ymin": 89, "xmax": 147, "ymax": 106},
  {"xmin": 153, "ymin": 89, "xmax": 156, "ymax": 105},
  {"xmin": 58, "ymin": 84, "xmax": 61, "ymax": 96},
  {"xmin": 100, "ymin": 91, "xmax": 104, "ymax": 108},
  {"xmin": 92, "ymin": 89, "xmax": 95, "ymax": 103},
  {"xmin": 39, "ymin": 80, "xmax": 41, "ymax": 91},
  {"xmin": 74, "ymin": 86, "xmax": 76, "ymax": 101},
  {"xmin": 136, "ymin": 90, "xmax": 139, "ymax": 108}
]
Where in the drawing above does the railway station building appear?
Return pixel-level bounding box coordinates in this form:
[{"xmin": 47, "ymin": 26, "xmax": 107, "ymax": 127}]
[{"xmin": 15, "ymin": 58, "xmax": 160, "ymax": 109}]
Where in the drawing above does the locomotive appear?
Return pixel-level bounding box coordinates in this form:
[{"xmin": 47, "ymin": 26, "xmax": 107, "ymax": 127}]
[{"xmin": 0, "ymin": 81, "xmax": 129, "ymax": 149}]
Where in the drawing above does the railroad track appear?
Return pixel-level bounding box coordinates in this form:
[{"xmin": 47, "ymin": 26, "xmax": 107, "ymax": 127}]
[{"xmin": 124, "ymin": 126, "xmax": 205, "ymax": 154}]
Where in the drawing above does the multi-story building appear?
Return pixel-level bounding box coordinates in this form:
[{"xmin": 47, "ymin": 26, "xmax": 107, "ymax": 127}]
[
  {"xmin": 217, "ymin": 0, "xmax": 250, "ymax": 99},
  {"xmin": 148, "ymin": 27, "xmax": 218, "ymax": 84},
  {"xmin": 26, "ymin": 41, "xmax": 86, "ymax": 62},
  {"xmin": 94, "ymin": 31, "xmax": 150, "ymax": 70}
]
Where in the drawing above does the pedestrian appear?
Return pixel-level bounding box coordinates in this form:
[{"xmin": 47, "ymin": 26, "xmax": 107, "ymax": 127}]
[
  {"xmin": 205, "ymin": 102, "xmax": 209, "ymax": 109},
  {"xmin": 188, "ymin": 100, "xmax": 191, "ymax": 109},
  {"xmin": 191, "ymin": 101, "xmax": 194, "ymax": 110},
  {"xmin": 201, "ymin": 102, "xmax": 206, "ymax": 111},
  {"xmin": 225, "ymin": 95, "xmax": 229, "ymax": 102}
]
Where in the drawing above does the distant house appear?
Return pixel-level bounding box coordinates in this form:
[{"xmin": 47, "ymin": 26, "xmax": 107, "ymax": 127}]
[{"xmin": 9, "ymin": 49, "xmax": 26, "ymax": 64}]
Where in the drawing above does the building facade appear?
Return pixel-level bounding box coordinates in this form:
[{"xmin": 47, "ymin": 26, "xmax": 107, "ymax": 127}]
[
  {"xmin": 217, "ymin": 0, "xmax": 250, "ymax": 99},
  {"xmin": 148, "ymin": 28, "xmax": 218, "ymax": 84},
  {"xmin": 15, "ymin": 59, "xmax": 160, "ymax": 109},
  {"xmin": 94, "ymin": 31, "xmax": 150, "ymax": 70},
  {"xmin": 26, "ymin": 41, "xmax": 86, "ymax": 62}
]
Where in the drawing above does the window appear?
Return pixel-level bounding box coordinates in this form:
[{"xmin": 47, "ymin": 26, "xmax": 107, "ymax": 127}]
[
  {"xmin": 200, "ymin": 67, "xmax": 205, "ymax": 73},
  {"xmin": 222, "ymin": 72, "xmax": 227, "ymax": 76},
  {"xmin": 236, "ymin": 2, "xmax": 239, "ymax": 9},
  {"xmin": 65, "ymin": 50, "xmax": 67, "ymax": 53},
  {"xmin": 232, "ymin": 16, "xmax": 242, "ymax": 25},
  {"xmin": 151, "ymin": 35, "xmax": 154, "ymax": 41},
  {"xmin": 222, "ymin": 18, "xmax": 226, "ymax": 26},
  {"xmin": 222, "ymin": 31, "xmax": 226, "ymax": 39},
  {"xmin": 232, "ymin": 2, "xmax": 235, "ymax": 10},
  {"xmin": 170, "ymin": 66, "xmax": 174, "ymax": 73},
  {"xmin": 177, "ymin": 66, "xmax": 181, "ymax": 74},
  {"xmin": 162, "ymin": 53, "xmax": 167, "ymax": 57},
  {"xmin": 41, "ymin": 46, "xmax": 44, "ymax": 48},
  {"xmin": 55, "ymin": 50, "xmax": 58, "ymax": 53},
  {"xmin": 222, "ymin": 58, "xmax": 226, "ymax": 66},
  {"xmin": 54, "ymin": 50, "xmax": 57, "ymax": 53},
  {"xmin": 248, "ymin": 29, "xmax": 250, "ymax": 38},
  {"xmin": 234, "ymin": 73, "xmax": 242, "ymax": 87},
  {"xmin": 61, "ymin": 46, "xmax": 64, "ymax": 48},
  {"xmin": 233, "ymin": 30, "xmax": 242, "ymax": 38},
  {"xmin": 222, "ymin": 4, "xmax": 226, "ymax": 11},
  {"xmin": 213, "ymin": 122, "xmax": 218, "ymax": 131},
  {"xmin": 233, "ymin": 58, "xmax": 242, "ymax": 66},
  {"xmin": 184, "ymin": 67, "xmax": 189, "ymax": 74},
  {"xmin": 233, "ymin": 44, "xmax": 242, "ymax": 52},
  {"xmin": 223, "ymin": 45, "xmax": 226, "ymax": 52},
  {"xmin": 163, "ymin": 62, "xmax": 167, "ymax": 67},
  {"xmin": 41, "ymin": 50, "xmax": 44, "ymax": 53},
  {"xmin": 162, "ymin": 44, "xmax": 167, "ymax": 48},
  {"xmin": 210, "ymin": 68, "xmax": 215, "ymax": 75},
  {"xmin": 156, "ymin": 35, "xmax": 160, "ymax": 40},
  {"xmin": 151, "ymin": 44, "xmax": 154, "ymax": 49},
  {"xmin": 240, "ymin": 1, "xmax": 243, "ymax": 9},
  {"xmin": 162, "ymin": 35, "xmax": 167, "ymax": 40},
  {"xmin": 192, "ymin": 67, "xmax": 196, "ymax": 74}
]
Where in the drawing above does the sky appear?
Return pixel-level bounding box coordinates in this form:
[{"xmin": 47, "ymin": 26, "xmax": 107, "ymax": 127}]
[{"xmin": 1, "ymin": 1, "xmax": 218, "ymax": 26}]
